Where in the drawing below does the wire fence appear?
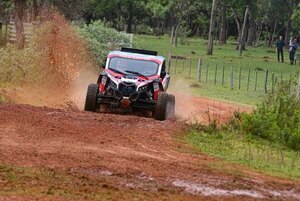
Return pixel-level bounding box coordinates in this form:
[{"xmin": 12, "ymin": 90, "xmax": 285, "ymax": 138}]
[{"xmin": 167, "ymin": 51, "xmax": 300, "ymax": 96}]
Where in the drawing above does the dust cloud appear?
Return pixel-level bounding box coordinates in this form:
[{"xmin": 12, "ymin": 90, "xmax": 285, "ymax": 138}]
[
  {"xmin": 168, "ymin": 78, "xmax": 205, "ymax": 122},
  {"xmin": 2, "ymin": 10, "xmax": 98, "ymax": 110}
]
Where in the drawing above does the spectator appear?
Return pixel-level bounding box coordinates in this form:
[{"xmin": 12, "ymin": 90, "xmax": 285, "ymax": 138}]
[
  {"xmin": 276, "ymin": 36, "xmax": 285, "ymax": 62},
  {"xmin": 289, "ymin": 36, "xmax": 293, "ymax": 46},
  {"xmin": 289, "ymin": 38, "xmax": 298, "ymax": 65}
]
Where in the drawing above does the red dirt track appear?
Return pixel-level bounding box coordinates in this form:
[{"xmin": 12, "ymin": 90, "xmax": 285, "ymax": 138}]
[{"xmin": 0, "ymin": 97, "xmax": 300, "ymax": 200}]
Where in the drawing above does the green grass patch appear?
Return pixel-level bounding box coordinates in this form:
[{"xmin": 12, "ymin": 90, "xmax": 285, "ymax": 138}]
[
  {"xmin": 136, "ymin": 35, "xmax": 300, "ymax": 105},
  {"xmin": 185, "ymin": 126, "xmax": 300, "ymax": 180}
]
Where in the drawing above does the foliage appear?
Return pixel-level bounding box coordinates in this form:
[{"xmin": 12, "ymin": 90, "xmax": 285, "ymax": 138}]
[
  {"xmin": 0, "ymin": 44, "xmax": 39, "ymax": 84},
  {"xmin": 0, "ymin": 11, "xmax": 96, "ymax": 87},
  {"xmin": 0, "ymin": 0, "xmax": 13, "ymax": 22},
  {"xmin": 242, "ymin": 81, "xmax": 300, "ymax": 151},
  {"xmin": 77, "ymin": 20, "xmax": 131, "ymax": 64}
]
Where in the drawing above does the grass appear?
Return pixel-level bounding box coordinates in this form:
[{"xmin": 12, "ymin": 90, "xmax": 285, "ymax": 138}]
[
  {"xmin": 185, "ymin": 128, "xmax": 300, "ymax": 180},
  {"xmin": 135, "ymin": 35, "xmax": 300, "ymax": 105}
]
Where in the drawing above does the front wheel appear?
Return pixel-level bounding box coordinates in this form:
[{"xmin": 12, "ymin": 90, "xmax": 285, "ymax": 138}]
[
  {"xmin": 168, "ymin": 94, "xmax": 175, "ymax": 118},
  {"xmin": 154, "ymin": 92, "xmax": 170, "ymax": 121},
  {"xmin": 84, "ymin": 84, "xmax": 99, "ymax": 112}
]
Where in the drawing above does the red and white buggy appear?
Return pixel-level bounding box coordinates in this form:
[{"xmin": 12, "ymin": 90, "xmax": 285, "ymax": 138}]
[{"xmin": 84, "ymin": 48, "xmax": 175, "ymax": 121}]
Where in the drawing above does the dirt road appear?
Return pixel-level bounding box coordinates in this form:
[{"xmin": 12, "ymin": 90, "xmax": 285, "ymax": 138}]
[{"xmin": 0, "ymin": 99, "xmax": 299, "ymax": 200}]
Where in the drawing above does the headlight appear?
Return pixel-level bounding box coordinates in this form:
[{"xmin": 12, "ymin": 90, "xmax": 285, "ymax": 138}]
[{"xmin": 138, "ymin": 85, "xmax": 148, "ymax": 91}]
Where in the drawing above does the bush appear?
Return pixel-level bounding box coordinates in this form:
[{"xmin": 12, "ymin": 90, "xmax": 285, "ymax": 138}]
[
  {"xmin": 77, "ymin": 20, "xmax": 131, "ymax": 64},
  {"xmin": 0, "ymin": 44, "xmax": 39, "ymax": 84},
  {"xmin": 242, "ymin": 81, "xmax": 300, "ymax": 151},
  {"xmin": 0, "ymin": 11, "xmax": 95, "ymax": 87}
]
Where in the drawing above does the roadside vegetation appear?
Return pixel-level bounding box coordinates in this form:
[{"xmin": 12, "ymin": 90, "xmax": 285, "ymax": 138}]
[
  {"xmin": 185, "ymin": 82, "xmax": 300, "ymax": 179},
  {"xmin": 78, "ymin": 20, "xmax": 131, "ymax": 64}
]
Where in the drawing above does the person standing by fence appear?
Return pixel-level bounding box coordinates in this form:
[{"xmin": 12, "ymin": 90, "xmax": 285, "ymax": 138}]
[
  {"xmin": 289, "ymin": 38, "xmax": 298, "ymax": 65},
  {"xmin": 276, "ymin": 36, "xmax": 285, "ymax": 62}
]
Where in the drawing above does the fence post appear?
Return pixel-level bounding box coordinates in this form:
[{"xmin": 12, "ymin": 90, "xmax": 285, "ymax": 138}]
[
  {"xmin": 271, "ymin": 72, "xmax": 275, "ymax": 94},
  {"xmin": 298, "ymin": 75, "xmax": 300, "ymax": 98},
  {"xmin": 188, "ymin": 59, "xmax": 192, "ymax": 78},
  {"xmin": 222, "ymin": 65, "xmax": 225, "ymax": 86},
  {"xmin": 206, "ymin": 63, "xmax": 209, "ymax": 83},
  {"xmin": 264, "ymin": 69, "xmax": 269, "ymax": 94},
  {"xmin": 181, "ymin": 59, "xmax": 185, "ymax": 76},
  {"xmin": 280, "ymin": 73, "xmax": 283, "ymax": 82},
  {"xmin": 197, "ymin": 57, "xmax": 202, "ymax": 82},
  {"xmin": 175, "ymin": 57, "xmax": 178, "ymax": 75},
  {"xmin": 214, "ymin": 64, "xmax": 218, "ymax": 85},
  {"xmin": 247, "ymin": 69, "xmax": 250, "ymax": 91},
  {"xmin": 168, "ymin": 50, "xmax": 171, "ymax": 73},
  {"xmin": 238, "ymin": 67, "xmax": 242, "ymax": 89},
  {"xmin": 230, "ymin": 66, "xmax": 234, "ymax": 90},
  {"xmin": 255, "ymin": 69, "xmax": 258, "ymax": 91}
]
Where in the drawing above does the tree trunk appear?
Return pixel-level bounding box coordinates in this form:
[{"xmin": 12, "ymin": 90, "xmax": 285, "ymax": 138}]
[
  {"xmin": 0, "ymin": 22, "xmax": 2, "ymax": 45},
  {"xmin": 14, "ymin": 0, "xmax": 26, "ymax": 50},
  {"xmin": 33, "ymin": 0, "xmax": 39, "ymax": 21},
  {"xmin": 219, "ymin": 1, "xmax": 227, "ymax": 44},
  {"xmin": 170, "ymin": 25, "xmax": 175, "ymax": 44},
  {"xmin": 232, "ymin": 8, "xmax": 241, "ymax": 44},
  {"xmin": 207, "ymin": 0, "xmax": 217, "ymax": 55},
  {"xmin": 238, "ymin": 5, "xmax": 249, "ymax": 56},
  {"xmin": 174, "ymin": 24, "xmax": 179, "ymax": 47},
  {"xmin": 246, "ymin": 8, "xmax": 255, "ymax": 46},
  {"xmin": 195, "ymin": 25, "xmax": 200, "ymax": 36},
  {"xmin": 268, "ymin": 19, "xmax": 277, "ymax": 47},
  {"xmin": 285, "ymin": 18, "xmax": 291, "ymax": 49},
  {"xmin": 255, "ymin": 22, "xmax": 263, "ymax": 46},
  {"xmin": 127, "ymin": 2, "xmax": 133, "ymax": 33},
  {"xmin": 4, "ymin": 24, "xmax": 8, "ymax": 43}
]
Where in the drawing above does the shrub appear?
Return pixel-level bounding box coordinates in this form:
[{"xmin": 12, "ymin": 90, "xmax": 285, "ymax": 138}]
[
  {"xmin": 77, "ymin": 20, "xmax": 131, "ymax": 64},
  {"xmin": 241, "ymin": 81, "xmax": 300, "ymax": 151},
  {"xmin": 0, "ymin": 11, "xmax": 95, "ymax": 88},
  {"xmin": 0, "ymin": 44, "xmax": 39, "ymax": 84}
]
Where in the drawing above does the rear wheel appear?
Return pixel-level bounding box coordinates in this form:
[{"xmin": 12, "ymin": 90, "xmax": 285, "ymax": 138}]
[
  {"xmin": 154, "ymin": 92, "xmax": 169, "ymax": 121},
  {"xmin": 84, "ymin": 84, "xmax": 99, "ymax": 112}
]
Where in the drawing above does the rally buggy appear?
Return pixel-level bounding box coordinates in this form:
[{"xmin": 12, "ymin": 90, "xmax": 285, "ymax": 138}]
[{"xmin": 84, "ymin": 47, "xmax": 175, "ymax": 121}]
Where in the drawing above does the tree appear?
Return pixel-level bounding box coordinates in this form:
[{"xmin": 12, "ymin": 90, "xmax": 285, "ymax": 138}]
[
  {"xmin": 14, "ymin": 0, "xmax": 27, "ymax": 49},
  {"xmin": 88, "ymin": 0, "xmax": 145, "ymax": 33},
  {"xmin": 219, "ymin": 0, "xmax": 227, "ymax": 44},
  {"xmin": 246, "ymin": 4, "xmax": 255, "ymax": 45},
  {"xmin": 238, "ymin": 5, "xmax": 249, "ymax": 56},
  {"xmin": 207, "ymin": 0, "xmax": 217, "ymax": 55},
  {"xmin": 143, "ymin": 0, "xmax": 171, "ymax": 36},
  {"xmin": 283, "ymin": 0, "xmax": 300, "ymax": 48}
]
